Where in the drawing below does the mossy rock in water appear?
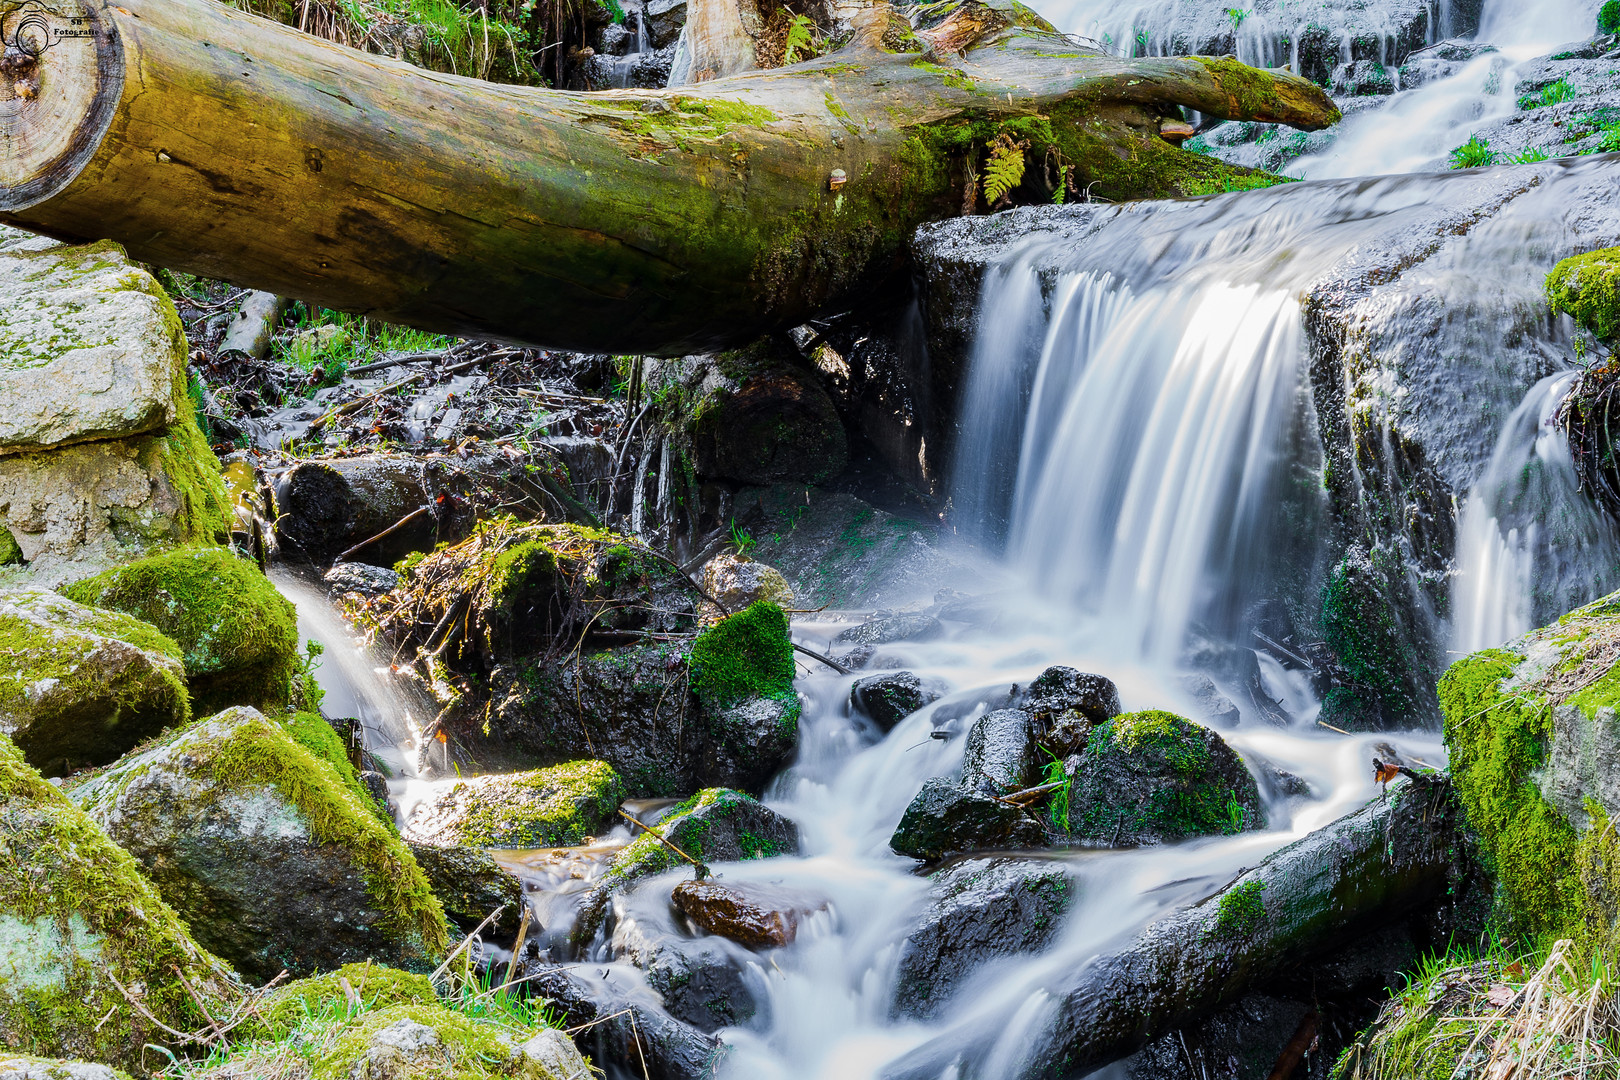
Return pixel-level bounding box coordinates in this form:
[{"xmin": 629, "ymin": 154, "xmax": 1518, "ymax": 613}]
[
  {"xmin": 403, "ymin": 760, "xmax": 623, "ymax": 849},
  {"xmin": 71, "ymin": 706, "xmax": 447, "ymax": 983},
  {"xmin": 61, "ymin": 546, "xmax": 299, "ymax": 714},
  {"xmin": 192, "ymin": 997, "xmax": 589, "ymax": 1079},
  {"xmin": 890, "ymin": 777, "xmax": 1048, "ymax": 862},
  {"xmin": 1548, "ymin": 246, "xmax": 1620, "ymax": 344},
  {"xmin": 0, "ymin": 1057, "xmax": 134, "ymax": 1079},
  {"xmin": 0, "ymin": 587, "xmax": 190, "ymax": 776},
  {"xmin": 0, "ymin": 735, "xmax": 237, "ymax": 1071},
  {"xmin": 573, "ymin": 787, "xmax": 799, "ymax": 948},
  {"xmin": 1440, "ymin": 587, "xmax": 1620, "ymax": 948},
  {"xmin": 1064, "ymin": 710, "xmax": 1265, "ymax": 846}
]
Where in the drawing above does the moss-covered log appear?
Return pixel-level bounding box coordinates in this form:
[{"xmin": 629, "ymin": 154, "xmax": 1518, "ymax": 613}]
[
  {"xmin": 0, "ymin": 0, "xmax": 1336, "ymax": 354},
  {"xmin": 885, "ymin": 775, "xmax": 1457, "ymax": 1080}
]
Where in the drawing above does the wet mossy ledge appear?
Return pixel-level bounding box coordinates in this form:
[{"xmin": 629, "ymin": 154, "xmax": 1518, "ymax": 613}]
[
  {"xmin": 0, "ymin": 735, "xmax": 237, "ymax": 1070},
  {"xmin": 404, "ymin": 759, "xmax": 625, "ymax": 848},
  {"xmin": 1548, "ymin": 246, "xmax": 1620, "ymax": 344},
  {"xmin": 1441, "ymin": 588, "xmax": 1620, "ymax": 953},
  {"xmin": 70, "ymin": 705, "xmax": 448, "ymax": 982},
  {"xmin": 61, "ymin": 546, "xmax": 300, "ymax": 715}
]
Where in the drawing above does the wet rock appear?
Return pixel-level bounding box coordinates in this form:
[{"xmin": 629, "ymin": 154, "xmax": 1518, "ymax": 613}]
[
  {"xmin": 0, "ymin": 735, "xmax": 235, "ymax": 1072},
  {"xmin": 403, "ymin": 761, "xmax": 623, "ymax": 849},
  {"xmin": 1178, "ymin": 674, "xmax": 1242, "ymax": 728},
  {"xmin": 671, "ymin": 879, "xmax": 808, "ymax": 949},
  {"xmin": 72, "ymin": 706, "xmax": 448, "ymax": 982},
  {"xmin": 360, "ymin": 769, "xmax": 394, "ymax": 816},
  {"xmin": 645, "ymin": 0, "xmax": 686, "ymax": 48},
  {"xmin": 325, "ymin": 561, "xmax": 400, "ymax": 599},
  {"xmin": 525, "ymin": 963, "xmax": 723, "ymax": 1080},
  {"xmin": 890, "ymin": 778, "xmax": 1046, "ymax": 862},
  {"xmin": 60, "ymin": 546, "xmax": 300, "ymax": 715},
  {"xmin": 835, "ymin": 613, "xmax": 944, "ymax": 646},
  {"xmin": 575, "ymin": 788, "xmax": 798, "ymax": 946},
  {"xmin": 273, "ymin": 455, "xmax": 434, "ymax": 562},
  {"xmin": 700, "ymin": 551, "xmax": 794, "ymax": 616},
  {"xmin": 406, "ymin": 841, "xmax": 526, "ymax": 935},
  {"xmin": 611, "ymin": 902, "xmax": 761, "ymax": 1031},
  {"xmin": 0, "ymin": 588, "xmax": 190, "ymax": 776},
  {"xmin": 0, "ymin": 227, "xmax": 231, "ymax": 585},
  {"xmin": 851, "ymin": 671, "xmax": 942, "ymax": 731},
  {"xmin": 1064, "ymin": 710, "xmax": 1265, "ymax": 846},
  {"xmin": 0, "ymin": 1061, "xmax": 131, "ymax": 1080},
  {"xmin": 892, "ymin": 858, "xmax": 1075, "ymax": 1019},
  {"xmin": 1332, "ymin": 58, "xmax": 1395, "ymax": 95},
  {"xmin": 961, "ymin": 708, "xmax": 1039, "ymax": 796},
  {"xmin": 1022, "ymin": 666, "xmax": 1121, "ymax": 755}
]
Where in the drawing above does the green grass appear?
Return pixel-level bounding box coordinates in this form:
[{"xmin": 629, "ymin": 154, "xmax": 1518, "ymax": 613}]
[
  {"xmin": 1450, "ymin": 135, "xmax": 1498, "ymax": 169},
  {"xmin": 279, "ymin": 304, "xmax": 458, "ymax": 391},
  {"xmin": 1518, "ymin": 78, "xmax": 1578, "ymax": 110}
]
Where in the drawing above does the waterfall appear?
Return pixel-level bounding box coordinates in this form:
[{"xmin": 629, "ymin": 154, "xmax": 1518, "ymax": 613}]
[{"xmin": 1451, "ymin": 372, "xmax": 1620, "ymax": 655}]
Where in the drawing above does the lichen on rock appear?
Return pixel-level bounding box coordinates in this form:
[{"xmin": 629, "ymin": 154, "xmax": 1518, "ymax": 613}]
[
  {"xmin": 0, "ymin": 735, "xmax": 237, "ymax": 1072},
  {"xmin": 61, "ymin": 546, "xmax": 299, "ymax": 714},
  {"xmin": 403, "ymin": 759, "xmax": 624, "ymax": 849},
  {"xmin": 71, "ymin": 706, "xmax": 447, "ymax": 983},
  {"xmin": 0, "ymin": 587, "xmax": 190, "ymax": 776}
]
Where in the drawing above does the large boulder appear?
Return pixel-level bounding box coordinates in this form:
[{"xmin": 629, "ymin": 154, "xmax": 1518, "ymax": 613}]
[
  {"xmin": 1064, "ymin": 710, "xmax": 1265, "ymax": 846},
  {"xmin": 405, "ymin": 841, "xmax": 526, "ymax": 936},
  {"xmin": 574, "ymin": 788, "xmax": 798, "ymax": 947},
  {"xmin": 890, "ymin": 777, "xmax": 1046, "ymax": 862},
  {"xmin": 60, "ymin": 546, "xmax": 300, "ymax": 714},
  {"xmin": 71, "ymin": 706, "xmax": 448, "ymax": 983},
  {"xmin": 0, "ymin": 588, "xmax": 190, "ymax": 776},
  {"xmin": 403, "ymin": 761, "xmax": 624, "ymax": 849},
  {"xmin": 960, "ymin": 708, "xmax": 1039, "ymax": 796},
  {"xmin": 0, "ymin": 227, "xmax": 230, "ymax": 585},
  {"xmin": 0, "ymin": 736, "xmax": 236, "ymax": 1072},
  {"xmin": 892, "ymin": 857, "xmax": 1075, "ymax": 1019}
]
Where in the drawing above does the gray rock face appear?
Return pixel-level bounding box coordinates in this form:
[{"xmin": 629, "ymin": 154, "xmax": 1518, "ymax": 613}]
[
  {"xmin": 406, "ymin": 841, "xmax": 526, "ymax": 935},
  {"xmin": 699, "ymin": 552, "xmax": 794, "ymax": 615},
  {"xmin": 1332, "ymin": 58, "xmax": 1395, "ymax": 95},
  {"xmin": 890, "ymin": 778, "xmax": 1046, "ymax": 861},
  {"xmin": 892, "ymin": 858, "xmax": 1075, "ymax": 1019},
  {"xmin": 961, "ymin": 708, "xmax": 1038, "ymax": 795},
  {"xmin": 325, "ymin": 562, "xmax": 400, "ymax": 599},
  {"xmin": 851, "ymin": 671, "xmax": 942, "ymax": 731},
  {"xmin": 72, "ymin": 706, "xmax": 446, "ymax": 982},
  {"xmin": 0, "ymin": 588, "xmax": 189, "ymax": 776},
  {"xmin": 645, "ymin": 0, "xmax": 686, "ymax": 48},
  {"xmin": 0, "ymin": 1060, "xmax": 131, "ymax": 1080}
]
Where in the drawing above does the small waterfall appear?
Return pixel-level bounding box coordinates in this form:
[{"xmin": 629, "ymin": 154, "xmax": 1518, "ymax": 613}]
[{"xmin": 1451, "ymin": 372, "xmax": 1620, "ymax": 655}]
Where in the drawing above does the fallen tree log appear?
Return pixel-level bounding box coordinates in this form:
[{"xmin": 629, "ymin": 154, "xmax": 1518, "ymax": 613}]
[
  {"xmin": 0, "ymin": 0, "xmax": 1337, "ymax": 355},
  {"xmin": 885, "ymin": 775, "xmax": 1458, "ymax": 1080}
]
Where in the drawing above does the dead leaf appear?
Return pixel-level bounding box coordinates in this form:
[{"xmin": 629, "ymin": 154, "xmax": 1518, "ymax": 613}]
[
  {"xmin": 1374, "ymin": 760, "xmax": 1401, "ymax": 784},
  {"xmin": 1485, "ymin": 984, "xmax": 1516, "ymax": 1009}
]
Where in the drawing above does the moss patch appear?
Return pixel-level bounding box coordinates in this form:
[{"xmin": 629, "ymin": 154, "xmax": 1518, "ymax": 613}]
[
  {"xmin": 62, "ymin": 546, "xmax": 299, "ymax": 713},
  {"xmin": 1547, "ymin": 246, "xmax": 1620, "ymax": 344},
  {"xmin": 420, "ymin": 760, "xmax": 624, "ymax": 848},
  {"xmin": 0, "ymin": 528, "xmax": 22, "ymax": 566},
  {"xmin": 253, "ymin": 963, "xmax": 436, "ymax": 1038},
  {"xmin": 1211, "ymin": 880, "xmax": 1266, "ymax": 938},
  {"xmin": 689, "ymin": 600, "xmax": 796, "ymax": 713}
]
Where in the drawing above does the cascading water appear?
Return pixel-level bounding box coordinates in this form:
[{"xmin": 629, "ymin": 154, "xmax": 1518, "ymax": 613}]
[{"xmin": 1451, "ymin": 372, "xmax": 1620, "ymax": 655}]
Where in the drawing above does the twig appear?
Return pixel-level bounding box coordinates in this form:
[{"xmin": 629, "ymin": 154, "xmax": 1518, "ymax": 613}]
[
  {"xmin": 996, "ymin": 779, "xmax": 1066, "ymax": 806},
  {"xmin": 563, "ymin": 1007, "xmax": 635, "ymax": 1035},
  {"xmin": 335, "ymin": 504, "xmax": 432, "ymax": 562},
  {"xmin": 502, "ymin": 904, "xmax": 532, "ymax": 997},
  {"xmin": 308, "ymin": 354, "xmax": 488, "ymax": 434},
  {"xmin": 1316, "ymin": 720, "xmax": 1352, "ymax": 735},
  {"xmin": 430, "ymin": 906, "xmax": 505, "ymax": 984},
  {"xmin": 345, "ymin": 350, "xmax": 447, "ymax": 376},
  {"xmin": 793, "ymin": 641, "xmax": 851, "ymax": 675},
  {"xmin": 617, "ymin": 809, "xmax": 709, "ymax": 877}
]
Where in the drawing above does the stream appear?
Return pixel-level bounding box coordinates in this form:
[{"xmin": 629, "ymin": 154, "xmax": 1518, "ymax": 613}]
[{"xmin": 269, "ymin": 1, "xmax": 1619, "ymax": 1076}]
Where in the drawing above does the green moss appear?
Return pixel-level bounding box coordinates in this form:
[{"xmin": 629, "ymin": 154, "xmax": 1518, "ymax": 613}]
[
  {"xmin": 689, "ymin": 601, "xmax": 796, "ymax": 713},
  {"xmin": 1600, "ymin": 0, "xmax": 1620, "ymax": 34},
  {"xmin": 1440, "ymin": 650, "xmax": 1581, "ymax": 938},
  {"xmin": 254, "ymin": 963, "xmax": 436, "ymax": 1038},
  {"xmin": 1109, "ymin": 710, "xmax": 1211, "ymax": 774},
  {"xmin": 62, "ymin": 546, "xmax": 299, "ymax": 713},
  {"xmin": 602, "ymin": 787, "xmax": 788, "ymax": 884},
  {"xmin": 487, "ymin": 539, "xmax": 559, "ymax": 611},
  {"xmin": 1320, "ymin": 547, "xmax": 1421, "ymax": 729},
  {"xmin": 1547, "ymin": 247, "xmax": 1620, "ymax": 344},
  {"xmin": 442, "ymin": 760, "xmax": 624, "ymax": 848},
  {"xmin": 0, "ymin": 735, "xmax": 233, "ymax": 1070},
  {"xmin": 1211, "ymin": 880, "xmax": 1266, "ymax": 938},
  {"xmin": 0, "ymin": 527, "xmax": 22, "ymax": 566}
]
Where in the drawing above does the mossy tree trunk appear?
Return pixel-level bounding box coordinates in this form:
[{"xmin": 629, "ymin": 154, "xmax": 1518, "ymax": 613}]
[{"xmin": 0, "ymin": 0, "xmax": 1337, "ymax": 355}]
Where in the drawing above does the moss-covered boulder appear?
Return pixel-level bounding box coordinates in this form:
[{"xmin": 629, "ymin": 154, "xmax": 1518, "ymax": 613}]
[
  {"xmin": 1548, "ymin": 246, "xmax": 1620, "ymax": 344},
  {"xmin": 574, "ymin": 787, "xmax": 799, "ymax": 947},
  {"xmin": 193, "ymin": 965, "xmax": 589, "ymax": 1079},
  {"xmin": 61, "ymin": 547, "xmax": 299, "ymax": 714},
  {"xmin": 71, "ymin": 706, "xmax": 447, "ymax": 983},
  {"xmin": 1439, "ymin": 588, "xmax": 1620, "ymax": 949},
  {"xmin": 0, "ymin": 588, "xmax": 190, "ymax": 776},
  {"xmin": 1064, "ymin": 710, "xmax": 1265, "ymax": 846},
  {"xmin": 403, "ymin": 760, "xmax": 623, "ymax": 849},
  {"xmin": 0, "ymin": 1059, "xmax": 132, "ymax": 1080},
  {"xmin": 0, "ymin": 736, "xmax": 237, "ymax": 1072}
]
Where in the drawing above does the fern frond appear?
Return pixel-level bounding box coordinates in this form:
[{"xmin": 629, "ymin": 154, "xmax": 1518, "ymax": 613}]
[
  {"xmin": 981, "ymin": 135, "xmax": 1027, "ymax": 204},
  {"xmin": 783, "ymin": 12, "xmax": 817, "ymax": 64}
]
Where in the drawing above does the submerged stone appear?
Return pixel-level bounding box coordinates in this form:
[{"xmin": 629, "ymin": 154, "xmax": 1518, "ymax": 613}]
[
  {"xmin": 60, "ymin": 546, "xmax": 300, "ymax": 714},
  {"xmin": 72, "ymin": 706, "xmax": 447, "ymax": 982},
  {"xmin": 0, "ymin": 735, "xmax": 236, "ymax": 1071},
  {"xmin": 1064, "ymin": 710, "xmax": 1265, "ymax": 846},
  {"xmin": 851, "ymin": 670, "xmax": 942, "ymax": 731},
  {"xmin": 0, "ymin": 587, "xmax": 190, "ymax": 776}
]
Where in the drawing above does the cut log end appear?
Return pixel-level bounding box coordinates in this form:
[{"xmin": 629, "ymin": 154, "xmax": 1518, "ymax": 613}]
[{"xmin": 0, "ymin": 0, "xmax": 124, "ymax": 212}]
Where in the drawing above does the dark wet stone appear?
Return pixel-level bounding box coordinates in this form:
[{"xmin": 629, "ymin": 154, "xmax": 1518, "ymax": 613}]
[
  {"xmin": 406, "ymin": 840, "xmax": 525, "ymax": 936},
  {"xmin": 961, "ymin": 708, "xmax": 1038, "ymax": 796},
  {"xmin": 612, "ymin": 905, "xmax": 760, "ymax": 1031},
  {"xmin": 852, "ymin": 671, "xmax": 942, "ymax": 732},
  {"xmin": 892, "ymin": 857, "xmax": 1075, "ymax": 1019},
  {"xmin": 835, "ymin": 613, "xmax": 944, "ymax": 646},
  {"xmin": 524, "ymin": 963, "xmax": 721, "ymax": 1080},
  {"xmin": 1022, "ymin": 666, "xmax": 1121, "ymax": 755},
  {"xmin": 890, "ymin": 778, "xmax": 1046, "ymax": 861},
  {"xmin": 671, "ymin": 879, "xmax": 806, "ymax": 949},
  {"xmin": 323, "ymin": 561, "xmax": 399, "ymax": 599}
]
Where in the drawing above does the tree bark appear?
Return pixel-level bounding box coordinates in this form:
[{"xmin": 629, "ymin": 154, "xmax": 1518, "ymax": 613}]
[
  {"xmin": 885, "ymin": 776, "xmax": 1459, "ymax": 1080},
  {"xmin": 0, "ymin": 0, "xmax": 1338, "ymax": 355}
]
